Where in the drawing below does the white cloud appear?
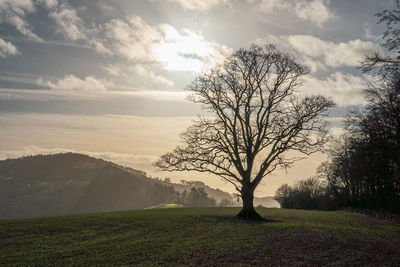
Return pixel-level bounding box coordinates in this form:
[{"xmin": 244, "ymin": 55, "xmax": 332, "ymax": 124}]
[
  {"xmin": 288, "ymin": 36, "xmax": 377, "ymax": 68},
  {"xmin": 0, "ymin": 38, "xmax": 19, "ymax": 58},
  {"xmin": 302, "ymin": 72, "xmax": 369, "ymax": 106},
  {"xmin": 39, "ymin": 2, "xmax": 112, "ymax": 55},
  {"xmin": 0, "ymin": 0, "xmax": 42, "ymax": 41},
  {"xmin": 88, "ymin": 39, "xmax": 112, "ymax": 55},
  {"xmin": 121, "ymin": 90, "xmax": 189, "ymax": 102},
  {"xmin": 104, "ymin": 16, "xmax": 161, "ymax": 62},
  {"xmin": 130, "ymin": 64, "xmax": 174, "ymax": 88},
  {"xmin": 37, "ymin": 75, "xmax": 115, "ymax": 92},
  {"xmin": 247, "ymin": 0, "xmax": 289, "ymax": 11},
  {"xmin": 149, "ymin": 0, "xmax": 229, "ymax": 10},
  {"xmin": 104, "ymin": 63, "xmax": 174, "ymax": 88},
  {"xmin": 295, "ymin": 0, "xmax": 334, "ymax": 26},
  {"xmin": 249, "ymin": 0, "xmax": 335, "ymax": 26},
  {"xmin": 103, "ymin": 15, "xmax": 232, "ymax": 72},
  {"xmin": 0, "ymin": 88, "xmax": 189, "ymax": 102},
  {"xmin": 49, "ymin": 4, "xmax": 87, "ymax": 40},
  {"xmin": 103, "ymin": 64, "xmax": 121, "ymax": 76},
  {"xmin": 154, "ymin": 25, "xmax": 232, "ymax": 72},
  {"xmin": 258, "ymin": 34, "xmax": 378, "ymax": 72},
  {"xmin": 97, "ymin": 1, "xmax": 118, "ymax": 14},
  {"xmin": 35, "ymin": 0, "xmax": 58, "ymax": 9}
]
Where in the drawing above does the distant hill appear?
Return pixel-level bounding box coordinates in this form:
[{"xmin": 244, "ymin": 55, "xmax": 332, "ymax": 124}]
[
  {"xmin": 0, "ymin": 153, "xmax": 279, "ymax": 219},
  {"xmin": 0, "ymin": 153, "xmax": 177, "ymax": 219}
]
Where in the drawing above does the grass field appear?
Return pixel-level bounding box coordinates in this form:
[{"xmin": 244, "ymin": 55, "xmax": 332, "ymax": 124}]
[{"xmin": 1, "ymin": 208, "xmax": 400, "ymax": 266}]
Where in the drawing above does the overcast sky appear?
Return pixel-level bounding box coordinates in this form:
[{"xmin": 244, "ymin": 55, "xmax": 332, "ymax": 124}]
[{"xmin": 0, "ymin": 0, "xmax": 394, "ymax": 195}]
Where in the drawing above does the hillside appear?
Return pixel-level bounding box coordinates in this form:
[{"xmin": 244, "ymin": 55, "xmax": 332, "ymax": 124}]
[
  {"xmin": 0, "ymin": 153, "xmax": 177, "ymax": 219},
  {"xmin": 1, "ymin": 208, "xmax": 399, "ymax": 266}
]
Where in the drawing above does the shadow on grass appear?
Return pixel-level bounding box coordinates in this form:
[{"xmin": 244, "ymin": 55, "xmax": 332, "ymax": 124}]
[{"xmin": 209, "ymin": 215, "xmax": 281, "ymax": 224}]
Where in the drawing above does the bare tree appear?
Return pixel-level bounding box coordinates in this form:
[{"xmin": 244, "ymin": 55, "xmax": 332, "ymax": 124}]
[
  {"xmin": 361, "ymin": 0, "xmax": 400, "ymax": 77},
  {"xmin": 155, "ymin": 44, "xmax": 334, "ymax": 220}
]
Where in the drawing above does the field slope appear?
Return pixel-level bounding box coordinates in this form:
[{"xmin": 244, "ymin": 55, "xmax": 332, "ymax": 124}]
[{"xmin": 1, "ymin": 208, "xmax": 399, "ymax": 266}]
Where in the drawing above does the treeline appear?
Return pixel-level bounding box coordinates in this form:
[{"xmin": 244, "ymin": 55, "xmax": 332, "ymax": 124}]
[
  {"xmin": 320, "ymin": 75, "xmax": 400, "ymax": 213},
  {"xmin": 175, "ymin": 187, "xmax": 232, "ymax": 207},
  {"xmin": 176, "ymin": 187, "xmax": 216, "ymax": 207},
  {"xmin": 275, "ymin": 177, "xmax": 334, "ymax": 210},
  {"xmin": 276, "ymin": 3, "xmax": 400, "ymax": 214}
]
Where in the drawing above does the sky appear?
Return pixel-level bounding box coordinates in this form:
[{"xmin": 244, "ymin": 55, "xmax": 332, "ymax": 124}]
[{"xmin": 0, "ymin": 0, "xmax": 394, "ymax": 196}]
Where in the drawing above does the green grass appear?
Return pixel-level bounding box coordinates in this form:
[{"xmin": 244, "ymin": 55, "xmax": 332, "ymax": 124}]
[{"xmin": 1, "ymin": 208, "xmax": 399, "ymax": 266}]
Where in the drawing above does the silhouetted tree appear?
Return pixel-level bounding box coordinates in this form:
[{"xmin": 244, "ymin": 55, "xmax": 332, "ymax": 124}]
[
  {"xmin": 281, "ymin": 1, "xmax": 400, "ymax": 214},
  {"xmin": 177, "ymin": 187, "xmax": 216, "ymax": 207},
  {"xmin": 155, "ymin": 44, "xmax": 334, "ymax": 220},
  {"xmin": 274, "ymin": 177, "xmax": 332, "ymax": 210},
  {"xmin": 274, "ymin": 184, "xmax": 293, "ymax": 208},
  {"xmin": 186, "ymin": 187, "xmax": 216, "ymax": 207},
  {"xmin": 343, "ymin": 1, "xmax": 400, "ymax": 212}
]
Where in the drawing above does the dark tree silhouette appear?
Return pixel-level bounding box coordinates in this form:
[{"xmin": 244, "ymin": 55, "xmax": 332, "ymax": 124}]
[
  {"xmin": 274, "ymin": 177, "xmax": 329, "ymax": 210},
  {"xmin": 155, "ymin": 44, "xmax": 334, "ymax": 220},
  {"xmin": 273, "ymin": 1, "xmax": 400, "ymax": 214}
]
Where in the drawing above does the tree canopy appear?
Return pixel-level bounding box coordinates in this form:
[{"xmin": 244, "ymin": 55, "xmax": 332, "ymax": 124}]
[{"xmin": 156, "ymin": 44, "xmax": 334, "ymax": 220}]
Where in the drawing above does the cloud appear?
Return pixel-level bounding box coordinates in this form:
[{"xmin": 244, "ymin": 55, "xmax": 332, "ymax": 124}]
[
  {"xmin": 149, "ymin": 0, "xmax": 229, "ymax": 10},
  {"xmin": 88, "ymin": 39, "xmax": 113, "ymax": 55},
  {"xmin": 131, "ymin": 64, "xmax": 174, "ymax": 87},
  {"xmin": 0, "ymin": 38, "xmax": 19, "ymax": 58},
  {"xmin": 97, "ymin": 1, "xmax": 118, "ymax": 14},
  {"xmin": 258, "ymin": 34, "xmax": 378, "ymax": 72},
  {"xmin": 248, "ymin": 0, "xmax": 335, "ymax": 26},
  {"xmin": 0, "ymin": 88, "xmax": 191, "ymax": 105},
  {"xmin": 104, "ymin": 16, "xmax": 161, "ymax": 62},
  {"xmin": 302, "ymin": 72, "xmax": 370, "ymax": 107},
  {"xmin": 294, "ymin": 0, "xmax": 334, "ymax": 26},
  {"xmin": 102, "ymin": 15, "xmax": 232, "ymax": 72},
  {"xmin": 35, "ymin": 0, "xmax": 58, "ymax": 9},
  {"xmin": 49, "ymin": 4, "xmax": 87, "ymax": 41},
  {"xmin": 37, "ymin": 75, "xmax": 115, "ymax": 92},
  {"xmin": 104, "ymin": 64, "xmax": 174, "ymax": 88},
  {"xmin": 154, "ymin": 24, "xmax": 232, "ymax": 72},
  {"xmin": 363, "ymin": 22, "xmax": 381, "ymax": 41},
  {"xmin": 0, "ymin": 0, "xmax": 42, "ymax": 41},
  {"xmin": 40, "ymin": 2, "xmax": 112, "ymax": 55},
  {"xmin": 0, "ymin": 2, "xmax": 230, "ymax": 71}
]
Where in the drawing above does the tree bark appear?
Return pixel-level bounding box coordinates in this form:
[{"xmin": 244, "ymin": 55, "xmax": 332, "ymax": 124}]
[{"xmin": 236, "ymin": 185, "xmax": 264, "ymax": 221}]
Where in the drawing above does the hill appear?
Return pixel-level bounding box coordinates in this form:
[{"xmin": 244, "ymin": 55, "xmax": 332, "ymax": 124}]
[
  {"xmin": 1, "ymin": 208, "xmax": 399, "ymax": 265},
  {"xmin": 0, "ymin": 153, "xmax": 177, "ymax": 219}
]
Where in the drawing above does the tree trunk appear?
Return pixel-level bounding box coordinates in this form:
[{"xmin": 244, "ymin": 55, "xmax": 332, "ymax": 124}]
[{"xmin": 237, "ymin": 186, "xmax": 264, "ymax": 221}]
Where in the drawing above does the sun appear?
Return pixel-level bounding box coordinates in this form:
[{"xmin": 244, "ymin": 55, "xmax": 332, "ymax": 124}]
[{"xmin": 153, "ymin": 25, "xmax": 219, "ymax": 73}]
